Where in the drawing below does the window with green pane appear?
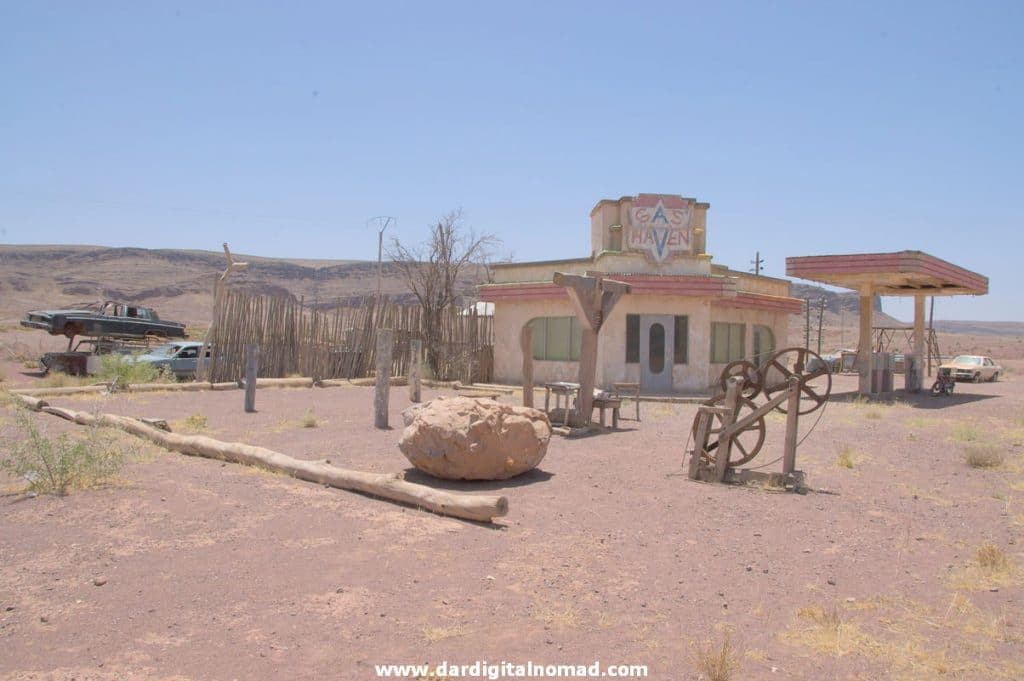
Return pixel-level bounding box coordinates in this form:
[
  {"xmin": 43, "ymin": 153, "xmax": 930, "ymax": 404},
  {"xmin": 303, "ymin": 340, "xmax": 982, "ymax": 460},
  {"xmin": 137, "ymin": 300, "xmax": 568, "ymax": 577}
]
[
  {"xmin": 710, "ymin": 322, "xmax": 745, "ymax": 363},
  {"xmin": 529, "ymin": 317, "xmax": 582, "ymax": 361}
]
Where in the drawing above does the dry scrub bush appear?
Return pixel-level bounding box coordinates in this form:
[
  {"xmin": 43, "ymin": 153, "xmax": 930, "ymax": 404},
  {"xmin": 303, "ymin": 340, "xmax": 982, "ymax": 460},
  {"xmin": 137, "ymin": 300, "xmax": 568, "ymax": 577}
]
[
  {"xmin": 952, "ymin": 421, "xmax": 981, "ymax": 443},
  {"xmin": 302, "ymin": 409, "xmax": 318, "ymax": 428},
  {"xmin": 693, "ymin": 632, "xmax": 740, "ymax": 681},
  {"xmin": 836, "ymin": 445, "xmax": 858, "ymax": 469},
  {"xmin": 977, "ymin": 542, "xmax": 1010, "ymax": 571},
  {"xmin": 182, "ymin": 414, "xmax": 208, "ymax": 432},
  {"xmin": 0, "ymin": 407, "xmax": 125, "ymax": 495},
  {"xmin": 963, "ymin": 444, "xmax": 1004, "ymax": 468}
]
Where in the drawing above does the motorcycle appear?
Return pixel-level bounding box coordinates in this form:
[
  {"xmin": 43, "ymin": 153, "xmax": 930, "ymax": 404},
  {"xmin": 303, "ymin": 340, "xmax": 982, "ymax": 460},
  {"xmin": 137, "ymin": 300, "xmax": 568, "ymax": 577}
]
[{"xmin": 931, "ymin": 367, "xmax": 955, "ymax": 396}]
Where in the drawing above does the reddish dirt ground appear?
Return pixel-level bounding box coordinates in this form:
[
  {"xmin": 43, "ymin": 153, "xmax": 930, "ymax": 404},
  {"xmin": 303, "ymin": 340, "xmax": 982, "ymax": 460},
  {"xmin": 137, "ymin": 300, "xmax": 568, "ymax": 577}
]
[{"xmin": 2, "ymin": 355, "xmax": 1023, "ymax": 679}]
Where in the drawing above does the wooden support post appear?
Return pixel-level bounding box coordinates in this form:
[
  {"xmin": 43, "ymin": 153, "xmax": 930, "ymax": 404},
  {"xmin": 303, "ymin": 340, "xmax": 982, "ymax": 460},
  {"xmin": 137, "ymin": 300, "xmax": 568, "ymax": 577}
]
[
  {"xmin": 858, "ymin": 286, "xmax": 874, "ymax": 395},
  {"xmin": 244, "ymin": 344, "xmax": 258, "ymax": 413},
  {"xmin": 782, "ymin": 376, "xmax": 800, "ymax": 475},
  {"xmin": 715, "ymin": 377, "xmax": 743, "ymax": 482},
  {"xmin": 688, "ymin": 410, "xmax": 712, "ymax": 479},
  {"xmin": 552, "ymin": 272, "xmax": 630, "ymax": 426},
  {"xmin": 577, "ymin": 329, "xmax": 598, "ymax": 425},
  {"xmin": 520, "ymin": 324, "xmax": 534, "ymax": 408},
  {"xmin": 408, "ymin": 339, "xmax": 422, "ymax": 403},
  {"xmin": 374, "ymin": 329, "xmax": 393, "ymax": 429}
]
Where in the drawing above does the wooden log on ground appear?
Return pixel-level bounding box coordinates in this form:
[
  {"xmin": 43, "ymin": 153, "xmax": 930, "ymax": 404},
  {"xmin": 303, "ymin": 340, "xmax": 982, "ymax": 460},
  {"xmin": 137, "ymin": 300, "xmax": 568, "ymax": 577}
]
[
  {"xmin": 255, "ymin": 377, "xmax": 315, "ymax": 389},
  {"xmin": 129, "ymin": 382, "xmax": 211, "ymax": 393},
  {"xmin": 12, "ymin": 394, "xmax": 49, "ymax": 411},
  {"xmin": 39, "ymin": 405, "xmax": 509, "ymax": 523},
  {"xmin": 11, "ymin": 385, "xmax": 109, "ymax": 397},
  {"xmin": 211, "ymin": 382, "xmax": 241, "ymax": 391}
]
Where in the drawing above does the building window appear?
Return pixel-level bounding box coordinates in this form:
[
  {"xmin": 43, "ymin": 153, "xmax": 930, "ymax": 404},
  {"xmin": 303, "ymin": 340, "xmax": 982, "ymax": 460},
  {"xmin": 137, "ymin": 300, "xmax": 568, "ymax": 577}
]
[
  {"xmin": 752, "ymin": 325, "xmax": 775, "ymax": 366},
  {"xmin": 626, "ymin": 315, "xmax": 688, "ymax": 365},
  {"xmin": 711, "ymin": 322, "xmax": 745, "ymax": 363},
  {"xmin": 625, "ymin": 314, "xmax": 640, "ymax": 363},
  {"xmin": 530, "ymin": 317, "xmax": 581, "ymax": 361},
  {"xmin": 674, "ymin": 315, "xmax": 688, "ymax": 364}
]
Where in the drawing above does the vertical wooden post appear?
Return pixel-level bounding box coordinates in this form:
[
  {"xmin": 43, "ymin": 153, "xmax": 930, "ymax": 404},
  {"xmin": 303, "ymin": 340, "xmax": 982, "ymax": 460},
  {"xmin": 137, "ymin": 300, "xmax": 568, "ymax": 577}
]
[
  {"xmin": 374, "ymin": 329, "xmax": 393, "ymax": 429},
  {"xmin": 576, "ymin": 329, "xmax": 598, "ymax": 425},
  {"xmin": 714, "ymin": 377, "xmax": 743, "ymax": 482},
  {"xmin": 520, "ymin": 324, "xmax": 534, "ymax": 408},
  {"xmin": 244, "ymin": 344, "xmax": 258, "ymax": 413},
  {"xmin": 858, "ymin": 286, "xmax": 874, "ymax": 395},
  {"xmin": 688, "ymin": 410, "xmax": 712, "ymax": 479},
  {"xmin": 782, "ymin": 376, "xmax": 801, "ymax": 475},
  {"xmin": 408, "ymin": 338, "xmax": 422, "ymax": 403}
]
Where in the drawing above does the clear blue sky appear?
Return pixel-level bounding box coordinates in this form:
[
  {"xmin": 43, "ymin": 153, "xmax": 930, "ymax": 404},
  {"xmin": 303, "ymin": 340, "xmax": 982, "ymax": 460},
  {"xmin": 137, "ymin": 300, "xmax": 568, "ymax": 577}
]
[{"xmin": 2, "ymin": 1, "xmax": 1020, "ymax": 321}]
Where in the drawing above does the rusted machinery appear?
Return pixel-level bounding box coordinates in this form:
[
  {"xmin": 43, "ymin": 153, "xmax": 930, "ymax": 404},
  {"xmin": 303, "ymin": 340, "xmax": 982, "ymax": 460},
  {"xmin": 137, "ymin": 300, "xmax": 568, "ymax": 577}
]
[{"xmin": 686, "ymin": 347, "xmax": 832, "ymax": 490}]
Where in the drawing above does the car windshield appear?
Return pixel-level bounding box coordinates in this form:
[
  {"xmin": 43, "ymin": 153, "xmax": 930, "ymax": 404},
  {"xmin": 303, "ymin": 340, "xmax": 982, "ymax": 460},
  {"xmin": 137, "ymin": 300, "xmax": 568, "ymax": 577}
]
[
  {"xmin": 952, "ymin": 355, "xmax": 981, "ymax": 365},
  {"xmin": 146, "ymin": 344, "xmax": 182, "ymax": 358}
]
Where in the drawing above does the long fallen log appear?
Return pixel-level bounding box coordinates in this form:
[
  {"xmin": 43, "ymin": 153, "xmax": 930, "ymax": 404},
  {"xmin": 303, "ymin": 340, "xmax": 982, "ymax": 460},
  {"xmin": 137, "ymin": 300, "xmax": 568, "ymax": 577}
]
[{"xmin": 39, "ymin": 405, "xmax": 509, "ymax": 523}]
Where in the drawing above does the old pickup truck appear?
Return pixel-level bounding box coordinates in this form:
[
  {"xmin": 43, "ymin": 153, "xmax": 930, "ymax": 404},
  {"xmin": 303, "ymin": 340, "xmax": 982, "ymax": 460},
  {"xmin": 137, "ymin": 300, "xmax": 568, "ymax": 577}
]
[{"xmin": 21, "ymin": 301, "xmax": 187, "ymax": 342}]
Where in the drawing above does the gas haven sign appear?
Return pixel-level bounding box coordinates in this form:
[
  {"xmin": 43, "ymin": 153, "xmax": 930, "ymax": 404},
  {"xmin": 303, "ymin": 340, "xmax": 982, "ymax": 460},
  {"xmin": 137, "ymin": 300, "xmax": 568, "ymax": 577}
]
[{"xmin": 627, "ymin": 194, "xmax": 694, "ymax": 262}]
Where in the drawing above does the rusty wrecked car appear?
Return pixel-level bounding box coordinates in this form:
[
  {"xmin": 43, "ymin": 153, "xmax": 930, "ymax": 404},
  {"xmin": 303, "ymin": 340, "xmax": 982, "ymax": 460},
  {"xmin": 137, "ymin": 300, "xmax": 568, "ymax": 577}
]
[{"xmin": 21, "ymin": 301, "xmax": 187, "ymax": 342}]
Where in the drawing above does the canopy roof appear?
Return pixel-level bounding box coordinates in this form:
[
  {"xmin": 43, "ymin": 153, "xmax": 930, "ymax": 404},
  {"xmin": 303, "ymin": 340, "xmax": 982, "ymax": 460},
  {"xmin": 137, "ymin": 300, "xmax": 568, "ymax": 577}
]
[{"xmin": 785, "ymin": 250, "xmax": 987, "ymax": 296}]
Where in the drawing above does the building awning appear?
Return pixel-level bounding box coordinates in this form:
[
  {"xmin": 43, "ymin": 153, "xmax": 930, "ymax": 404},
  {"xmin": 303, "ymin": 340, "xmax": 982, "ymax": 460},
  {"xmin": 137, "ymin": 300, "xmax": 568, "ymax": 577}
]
[{"xmin": 785, "ymin": 250, "xmax": 988, "ymax": 296}]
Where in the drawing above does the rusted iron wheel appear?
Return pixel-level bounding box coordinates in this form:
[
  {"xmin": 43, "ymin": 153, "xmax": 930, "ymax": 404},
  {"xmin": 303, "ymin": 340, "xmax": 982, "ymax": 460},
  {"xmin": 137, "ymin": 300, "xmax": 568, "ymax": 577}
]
[
  {"xmin": 693, "ymin": 395, "xmax": 766, "ymax": 467},
  {"xmin": 761, "ymin": 347, "xmax": 832, "ymax": 415},
  {"xmin": 719, "ymin": 359, "xmax": 763, "ymax": 399}
]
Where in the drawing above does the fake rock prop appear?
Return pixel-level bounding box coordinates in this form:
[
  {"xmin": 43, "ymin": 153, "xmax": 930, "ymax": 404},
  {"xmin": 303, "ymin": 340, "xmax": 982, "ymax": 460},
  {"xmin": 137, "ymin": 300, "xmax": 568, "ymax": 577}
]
[{"xmin": 400, "ymin": 397, "xmax": 551, "ymax": 480}]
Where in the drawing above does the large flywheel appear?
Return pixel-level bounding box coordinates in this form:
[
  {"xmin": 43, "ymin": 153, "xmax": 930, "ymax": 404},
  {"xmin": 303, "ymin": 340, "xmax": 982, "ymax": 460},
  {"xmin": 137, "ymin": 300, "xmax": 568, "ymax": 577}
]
[
  {"xmin": 760, "ymin": 347, "xmax": 832, "ymax": 415},
  {"xmin": 693, "ymin": 395, "xmax": 766, "ymax": 467}
]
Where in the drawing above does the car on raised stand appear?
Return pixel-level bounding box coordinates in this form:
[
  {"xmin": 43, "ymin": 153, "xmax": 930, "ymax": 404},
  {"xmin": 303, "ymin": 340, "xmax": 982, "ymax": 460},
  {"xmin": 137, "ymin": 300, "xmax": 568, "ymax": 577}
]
[
  {"xmin": 21, "ymin": 301, "xmax": 187, "ymax": 341},
  {"xmin": 939, "ymin": 355, "xmax": 1002, "ymax": 383}
]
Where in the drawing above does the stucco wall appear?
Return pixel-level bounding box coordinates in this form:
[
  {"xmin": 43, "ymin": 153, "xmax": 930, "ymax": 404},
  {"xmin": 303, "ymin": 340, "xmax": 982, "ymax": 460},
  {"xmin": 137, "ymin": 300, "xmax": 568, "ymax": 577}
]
[{"xmin": 492, "ymin": 295, "xmax": 793, "ymax": 393}]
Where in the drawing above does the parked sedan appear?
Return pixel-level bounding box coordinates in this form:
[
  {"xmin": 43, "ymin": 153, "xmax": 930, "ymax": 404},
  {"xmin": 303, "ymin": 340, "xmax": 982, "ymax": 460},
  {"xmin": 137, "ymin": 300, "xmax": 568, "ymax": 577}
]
[
  {"xmin": 939, "ymin": 355, "xmax": 1002, "ymax": 382},
  {"xmin": 134, "ymin": 341, "xmax": 209, "ymax": 379}
]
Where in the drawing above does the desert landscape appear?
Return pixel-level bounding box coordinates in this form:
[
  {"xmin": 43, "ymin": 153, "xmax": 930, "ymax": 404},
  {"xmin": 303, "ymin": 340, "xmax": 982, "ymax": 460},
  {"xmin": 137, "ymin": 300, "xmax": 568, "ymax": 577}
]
[{"xmin": 2, "ymin": 247, "xmax": 1023, "ymax": 680}]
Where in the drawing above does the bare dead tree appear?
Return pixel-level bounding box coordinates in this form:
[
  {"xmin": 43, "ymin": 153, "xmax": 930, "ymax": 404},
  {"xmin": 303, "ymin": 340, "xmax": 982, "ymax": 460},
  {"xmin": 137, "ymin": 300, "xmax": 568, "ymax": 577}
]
[{"xmin": 386, "ymin": 210, "xmax": 500, "ymax": 377}]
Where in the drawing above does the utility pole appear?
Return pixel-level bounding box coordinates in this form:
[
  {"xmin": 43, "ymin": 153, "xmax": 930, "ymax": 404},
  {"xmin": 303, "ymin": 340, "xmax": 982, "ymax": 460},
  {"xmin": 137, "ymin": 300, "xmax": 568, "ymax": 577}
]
[
  {"xmin": 367, "ymin": 216, "xmax": 395, "ymax": 311},
  {"xmin": 750, "ymin": 251, "xmax": 764, "ymax": 276}
]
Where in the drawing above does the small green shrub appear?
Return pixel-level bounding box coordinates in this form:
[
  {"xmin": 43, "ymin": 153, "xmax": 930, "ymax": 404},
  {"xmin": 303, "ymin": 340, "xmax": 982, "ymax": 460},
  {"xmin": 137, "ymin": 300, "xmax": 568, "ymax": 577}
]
[
  {"xmin": 0, "ymin": 408, "xmax": 125, "ymax": 495},
  {"xmin": 302, "ymin": 409, "xmax": 318, "ymax": 428},
  {"xmin": 94, "ymin": 354, "xmax": 170, "ymax": 387}
]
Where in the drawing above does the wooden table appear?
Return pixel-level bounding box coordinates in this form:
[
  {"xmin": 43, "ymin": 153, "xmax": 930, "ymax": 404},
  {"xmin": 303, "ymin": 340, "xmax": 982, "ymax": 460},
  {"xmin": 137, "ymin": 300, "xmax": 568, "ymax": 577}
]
[{"xmin": 544, "ymin": 381, "xmax": 581, "ymax": 426}]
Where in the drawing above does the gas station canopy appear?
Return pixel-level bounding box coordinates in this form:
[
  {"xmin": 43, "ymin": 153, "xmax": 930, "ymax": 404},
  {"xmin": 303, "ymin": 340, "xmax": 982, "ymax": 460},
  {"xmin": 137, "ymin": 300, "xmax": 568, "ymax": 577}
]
[{"xmin": 785, "ymin": 250, "xmax": 988, "ymax": 297}]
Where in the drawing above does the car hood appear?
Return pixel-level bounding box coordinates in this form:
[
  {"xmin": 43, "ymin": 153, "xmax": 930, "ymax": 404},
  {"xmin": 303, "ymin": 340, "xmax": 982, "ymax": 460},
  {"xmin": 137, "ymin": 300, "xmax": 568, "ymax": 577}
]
[
  {"xmin": 25, "ymin": 309, "xmax": 95, "ymax": 317},
  {"xmin": 939, "ymin": 362, "xmax": 980, "ymax": 370}
]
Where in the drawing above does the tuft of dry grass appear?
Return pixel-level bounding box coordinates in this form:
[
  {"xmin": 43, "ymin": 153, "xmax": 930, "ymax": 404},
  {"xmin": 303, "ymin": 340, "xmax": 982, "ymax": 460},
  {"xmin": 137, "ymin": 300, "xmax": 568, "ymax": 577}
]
[
  {"xmin": 952, "ymin": 421, "xmax": 981, "ymax": 443},
  {"xmin": 181, "ymin": 414, "xmax": 208, "ymax": 432},
  {"xmin": 977, "ymin": 542, "xmax": 1010, "ymax": 571},
  {"xmin": 949, "ymin": 541, "xmax": 1016, "ymax": 590},
  {"xmin": 836, "ymin": 445, "xmax": 859, "ymax": 469},
  {"xmin": 422, "ymin": 624, "xmax": 463, "ymax": 643},
  {"xmin": 302, "ymin": 409, "xmax": 318, "ymax": 428},
  {"xmin": 693, "ymin": 631, "xmax": 740, "ymax": 681},
  {"xmin": 963, "ymin": 444, "xmax": 1004, "ymax": 468},
  {"xmin": 783, "ymin": 605, "xmax": 879, "ymax": 657},
  {"xmin": 532, "ymin": 603, "xmax": 579, "ymax": 629}
]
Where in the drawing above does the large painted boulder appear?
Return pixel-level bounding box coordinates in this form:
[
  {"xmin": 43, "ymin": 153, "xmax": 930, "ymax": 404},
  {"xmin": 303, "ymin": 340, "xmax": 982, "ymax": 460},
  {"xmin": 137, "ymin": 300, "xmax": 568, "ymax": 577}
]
[{"xmin": 399, "ymin": 396, "xmax": 551, "ymax": 480}]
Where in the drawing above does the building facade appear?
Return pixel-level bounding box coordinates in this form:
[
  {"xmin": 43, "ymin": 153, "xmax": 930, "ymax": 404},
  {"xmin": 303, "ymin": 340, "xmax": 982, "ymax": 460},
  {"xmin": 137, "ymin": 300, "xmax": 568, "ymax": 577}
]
[{"xmin": 479, "ymin": 193, "xmax": 804, "ymax": 393}]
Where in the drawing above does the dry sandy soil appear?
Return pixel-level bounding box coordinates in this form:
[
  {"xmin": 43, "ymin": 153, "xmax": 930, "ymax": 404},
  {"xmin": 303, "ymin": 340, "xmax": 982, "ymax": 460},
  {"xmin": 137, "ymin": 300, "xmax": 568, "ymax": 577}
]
[{"xmin": 2, "ymin": 342, "xmax": 1023, "ymax": 680}]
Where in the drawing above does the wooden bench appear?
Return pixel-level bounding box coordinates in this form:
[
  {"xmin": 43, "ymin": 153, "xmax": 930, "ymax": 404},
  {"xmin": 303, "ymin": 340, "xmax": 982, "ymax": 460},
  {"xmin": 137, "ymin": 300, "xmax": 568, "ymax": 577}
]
[
  {"xmin": 612, "ymin": 382, "xmax": 641, "ymax": 421},
  {"xmin": 591, "ymin": 397, "xmax": 622, "ymax": 429}
]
